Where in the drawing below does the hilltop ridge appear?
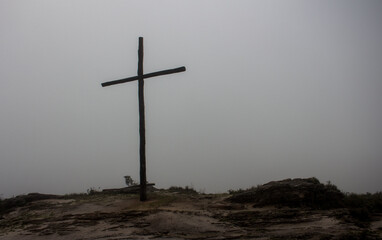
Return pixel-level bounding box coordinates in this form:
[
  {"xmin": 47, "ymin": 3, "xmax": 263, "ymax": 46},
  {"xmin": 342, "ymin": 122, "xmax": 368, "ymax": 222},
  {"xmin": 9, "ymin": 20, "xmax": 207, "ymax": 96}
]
[{"xmin": 1, "ymin": 178, "xmax": 381, "ymax": 239}]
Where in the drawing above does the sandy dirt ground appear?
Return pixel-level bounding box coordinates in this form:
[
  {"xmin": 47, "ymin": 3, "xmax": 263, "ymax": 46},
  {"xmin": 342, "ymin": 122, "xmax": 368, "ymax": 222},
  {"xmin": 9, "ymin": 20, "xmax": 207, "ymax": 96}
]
[{"xmin": 0, "ymin": 191, "xmax": 381, "ymax": 240}]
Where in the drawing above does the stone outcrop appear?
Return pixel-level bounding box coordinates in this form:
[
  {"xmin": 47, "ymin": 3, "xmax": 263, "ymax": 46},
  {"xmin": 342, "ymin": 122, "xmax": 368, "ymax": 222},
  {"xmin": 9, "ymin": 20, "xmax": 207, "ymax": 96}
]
[{"xmin": 229, "ymin": 178, "xmax": 344, "ymax": 208}]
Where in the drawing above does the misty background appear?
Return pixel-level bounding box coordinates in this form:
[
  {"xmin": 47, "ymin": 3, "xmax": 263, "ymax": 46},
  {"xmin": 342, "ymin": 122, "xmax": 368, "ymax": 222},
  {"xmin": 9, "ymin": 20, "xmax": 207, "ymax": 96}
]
[{"xmin": 1, "ymin": 0, "xmax": 381, "ymax": 198}]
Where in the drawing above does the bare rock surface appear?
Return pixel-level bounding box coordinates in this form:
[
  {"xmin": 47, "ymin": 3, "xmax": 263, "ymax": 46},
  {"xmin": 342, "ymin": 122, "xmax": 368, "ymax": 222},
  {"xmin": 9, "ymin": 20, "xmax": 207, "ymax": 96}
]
[{"xmin": 1, "ymin": 180, "xmax": 381, "ymax": 239}]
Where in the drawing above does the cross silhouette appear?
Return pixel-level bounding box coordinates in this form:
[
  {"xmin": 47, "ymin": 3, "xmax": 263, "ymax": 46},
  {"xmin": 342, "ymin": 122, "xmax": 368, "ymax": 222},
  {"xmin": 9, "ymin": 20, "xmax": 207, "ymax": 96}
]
[{"xmin": 101, "ymin": 37, "xmax": 186, "ymax": 201}]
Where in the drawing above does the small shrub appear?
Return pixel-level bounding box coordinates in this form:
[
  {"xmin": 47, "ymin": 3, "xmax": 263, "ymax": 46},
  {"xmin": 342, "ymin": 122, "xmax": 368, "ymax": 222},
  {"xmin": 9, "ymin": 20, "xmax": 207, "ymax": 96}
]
[
  {"xmin": 342, "ymin": 192, "xmax": 382, "ymax": 223},
  {"xmin": 0, "ymin": 193, "xmax": 59, "ymax": 216},
  {"xmin": 124, "ymin": 176, "xmax": 138, "ymax": 187},
  {"xmin": 168, "ymin": 186, "xmax": 198, "ymax": 194},
  {"xmin": 325, "ymin": 181, "xmax": 340, "ymax": 191},
  {"xmin": 345, "ymin": 192, "xmax": 382, "ymax": 212},
  {"xmin": 228, "ymin": 188, "xmax": 245, "ymax": 195},
  {"xmin": 87, "ymin": 187, "xmax": 101, "ymax": 195},
  {"xmin": 228, "ymin": 185, "xmax": 259, "ymax": 195},
  {"xmin": 228, "ymin": 178, "xmax": 344, "ymax": 209},
  {"xmin": 349, "ymin": 207, "xmax": 371, "ymax": 222}
]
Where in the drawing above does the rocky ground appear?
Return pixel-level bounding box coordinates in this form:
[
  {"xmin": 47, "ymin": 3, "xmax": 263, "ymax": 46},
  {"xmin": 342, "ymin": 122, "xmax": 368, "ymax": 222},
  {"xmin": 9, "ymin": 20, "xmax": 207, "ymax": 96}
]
[{"xmin": 1, "ymin": 179, "xmax": 381, "ymax": 239}]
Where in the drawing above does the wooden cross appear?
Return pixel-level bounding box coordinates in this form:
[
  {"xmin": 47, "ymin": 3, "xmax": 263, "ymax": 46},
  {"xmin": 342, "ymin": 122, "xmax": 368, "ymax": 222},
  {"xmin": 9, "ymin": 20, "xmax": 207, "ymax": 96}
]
[{"xmin": 101, "ymin": 37, "xmax": 186, "ymax": 201}]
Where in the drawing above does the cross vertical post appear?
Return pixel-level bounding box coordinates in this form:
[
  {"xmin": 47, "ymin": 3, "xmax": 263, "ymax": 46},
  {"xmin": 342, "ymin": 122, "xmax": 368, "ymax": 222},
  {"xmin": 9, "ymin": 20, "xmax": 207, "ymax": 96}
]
[
  {"xmin": 137, "ymin": 37, "xmax": 147, "ymax": 201},
  {"xmin": 101, "ymin": 37, "xmax": 186, "ymax": 201}
]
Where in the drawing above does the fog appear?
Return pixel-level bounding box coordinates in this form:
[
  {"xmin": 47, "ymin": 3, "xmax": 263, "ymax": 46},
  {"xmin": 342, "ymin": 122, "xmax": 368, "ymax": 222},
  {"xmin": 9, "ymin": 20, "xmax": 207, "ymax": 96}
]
[{"xmin": 1, "ymin": 0, "xmax": 381, "ymax": 198}]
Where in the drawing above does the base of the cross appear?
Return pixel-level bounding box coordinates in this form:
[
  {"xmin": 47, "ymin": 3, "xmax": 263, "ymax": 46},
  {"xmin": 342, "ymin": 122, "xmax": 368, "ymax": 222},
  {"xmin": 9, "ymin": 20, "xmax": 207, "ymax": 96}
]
[{"xmin": 102, "ymin": 183, "xmax": 156, "ymax": 194}]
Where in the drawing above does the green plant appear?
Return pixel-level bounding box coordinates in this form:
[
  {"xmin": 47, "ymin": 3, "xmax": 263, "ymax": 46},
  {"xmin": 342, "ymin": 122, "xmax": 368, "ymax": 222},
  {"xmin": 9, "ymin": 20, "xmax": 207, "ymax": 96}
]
[
  {"xmin": 0, "ymin": 193, "xmax": 59, "ymax": 216},
  {"xmin": 124, "ymin": 175, "xmax": 138, "ymax": 187},
  {"xmin": 87, "ymin": 187, "xmax": 100, "ymax": 195},
  {"xmin": 228, "ymin": 188, "xmax": 245, "ymax": 195},
  {"xmin": 228, "ymin": 178, "xmax": 345, "ymax": 208},
  {"xmin": 228, "ymin": 185, "xmax": 259, "ymax": 195},
  {"xmin": 325, "ymin": 181, "xmax": 340, "ymax": 191},
  {"xmin": 342, "ymin": 192, "xmax": 382, "ymax": 223},
  {"xmin": 168, "ymin": 186, "xmax": 198, "ymax": 194}
]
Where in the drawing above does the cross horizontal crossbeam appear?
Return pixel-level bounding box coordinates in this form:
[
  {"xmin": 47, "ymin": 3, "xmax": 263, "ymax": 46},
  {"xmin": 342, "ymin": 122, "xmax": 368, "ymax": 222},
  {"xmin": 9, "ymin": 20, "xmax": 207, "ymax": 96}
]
[{"xmin": 101, "ymin": 66, "xmax": 186, "ymax": 87}]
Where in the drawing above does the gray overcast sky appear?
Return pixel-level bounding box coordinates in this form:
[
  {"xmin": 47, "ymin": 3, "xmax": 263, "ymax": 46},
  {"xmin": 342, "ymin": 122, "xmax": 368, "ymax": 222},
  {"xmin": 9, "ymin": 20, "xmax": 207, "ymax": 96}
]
[{"xmin": 1, "ymin": 0, "xmax": 381, "ymax": 198}]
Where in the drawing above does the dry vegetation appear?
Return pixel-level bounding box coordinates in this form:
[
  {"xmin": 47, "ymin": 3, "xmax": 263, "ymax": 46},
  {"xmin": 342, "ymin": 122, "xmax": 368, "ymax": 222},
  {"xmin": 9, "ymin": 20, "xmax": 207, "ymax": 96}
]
[{"xmin": 1, "ymin": 178, "xmax": 381, "ymax": 239}]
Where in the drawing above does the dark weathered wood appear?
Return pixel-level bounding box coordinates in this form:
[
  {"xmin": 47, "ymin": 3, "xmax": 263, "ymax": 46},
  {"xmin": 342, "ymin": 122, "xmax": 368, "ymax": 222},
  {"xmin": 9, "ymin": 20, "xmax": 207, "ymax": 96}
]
[
  {"xmin": 144, "ymin": 66, "xmax": 186, "ymax": 79},
  {"xmin": 101, "ymin": 37, "xmax": 186, "ymax": 202},
  {"xmin": 101, "ymin": 66, "xmax": 186, "ymax": 87},
  {"xmin": 138, "ymin": 37, "xmax": 147, "ymax": 201}
]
